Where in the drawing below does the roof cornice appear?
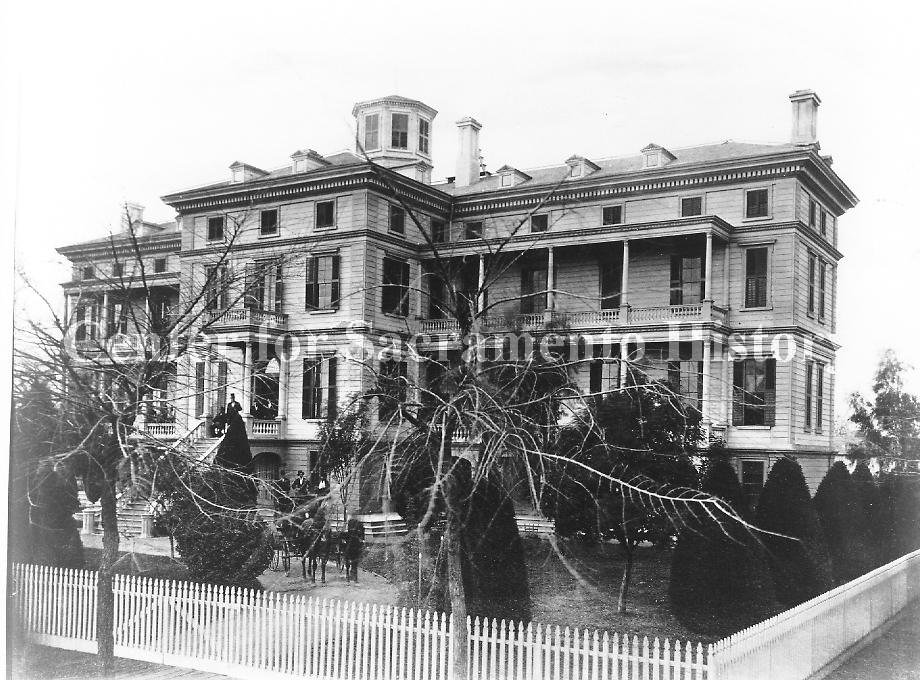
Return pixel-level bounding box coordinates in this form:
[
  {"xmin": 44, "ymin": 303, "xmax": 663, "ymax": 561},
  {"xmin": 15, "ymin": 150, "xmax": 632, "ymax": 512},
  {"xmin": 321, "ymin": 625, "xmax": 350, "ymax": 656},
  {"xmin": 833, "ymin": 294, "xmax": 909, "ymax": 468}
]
[
  {"xmin": 161, "ymin": 164, "xmax": 453, "ymax": 216},
  {"xmin": 57, "ymin": 233, "xmax": 181, "ymax": 261}
]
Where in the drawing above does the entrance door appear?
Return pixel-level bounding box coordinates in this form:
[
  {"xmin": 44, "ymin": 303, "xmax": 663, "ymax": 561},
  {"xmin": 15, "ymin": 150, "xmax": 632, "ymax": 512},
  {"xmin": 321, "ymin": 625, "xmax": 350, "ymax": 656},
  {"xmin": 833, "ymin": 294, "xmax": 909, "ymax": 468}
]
[{"xmin": 252, "ymin": 452, "xmax": 280, "ymax": 507}]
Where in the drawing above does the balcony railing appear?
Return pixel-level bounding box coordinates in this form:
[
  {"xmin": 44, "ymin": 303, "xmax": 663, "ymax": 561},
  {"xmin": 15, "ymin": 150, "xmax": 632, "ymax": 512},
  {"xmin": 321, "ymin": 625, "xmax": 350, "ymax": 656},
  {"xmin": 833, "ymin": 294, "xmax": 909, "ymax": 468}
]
[
  {"xmin": 419, "ymin": 303, "xmax": 726, "ymax": 334},
  {"xmin": 140, "ymin": 422, "xmax": 179, "ymax": 438},
  {"xmin": 204, "ymin": 307, "xmax": 288, "ymax": 329},
  {"xmin": 249, "ymin": 418, "xmax": 285, "ymax": 438}
]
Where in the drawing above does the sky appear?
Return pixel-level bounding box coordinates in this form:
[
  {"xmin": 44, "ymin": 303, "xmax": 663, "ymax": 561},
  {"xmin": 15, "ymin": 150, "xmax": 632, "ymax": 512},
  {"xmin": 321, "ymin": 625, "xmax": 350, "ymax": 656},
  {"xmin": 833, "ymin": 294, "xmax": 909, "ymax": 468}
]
[{"xmin": 2, "ymin": 0, "xmax": 920, "ymax": 420}]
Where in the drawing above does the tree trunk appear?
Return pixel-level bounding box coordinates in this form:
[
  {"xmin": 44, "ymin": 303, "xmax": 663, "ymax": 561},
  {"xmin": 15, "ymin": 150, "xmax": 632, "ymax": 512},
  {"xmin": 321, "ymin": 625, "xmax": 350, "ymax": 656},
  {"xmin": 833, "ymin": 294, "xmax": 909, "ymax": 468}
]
[
  {"xmin": 97, "ymin": 480, "xmax": 120, "ymax": 673},
  {"xmin": 444, "ymin": 470, "xmax": 469, "ymax": 680},
  {"xmin": 617, "ymin": 543, "xmax": 634, "ymax": 614}
]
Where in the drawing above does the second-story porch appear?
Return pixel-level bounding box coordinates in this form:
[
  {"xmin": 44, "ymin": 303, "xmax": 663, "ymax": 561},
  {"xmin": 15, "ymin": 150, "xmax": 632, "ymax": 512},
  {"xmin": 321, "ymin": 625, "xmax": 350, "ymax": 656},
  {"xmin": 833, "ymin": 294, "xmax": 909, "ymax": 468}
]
[{"xmin": 418, "ymin": 228, "xmax": 729, "ymax": 336}]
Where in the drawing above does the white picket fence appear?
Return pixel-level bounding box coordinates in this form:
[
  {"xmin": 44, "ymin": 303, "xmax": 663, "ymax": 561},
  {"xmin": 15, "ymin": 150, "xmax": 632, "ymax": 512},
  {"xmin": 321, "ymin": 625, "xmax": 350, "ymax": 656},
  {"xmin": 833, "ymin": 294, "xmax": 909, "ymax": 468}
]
[
  {"xmin": 11, "ymin": 549, "xmax": 920, "ymax": 679},
  {"xmin": 710, "ymin": 547, "xmax": 920, "ymax": 680},
  {"xmin": 10, "ymin": 563, "xmax": 707, "ymax": 679}
]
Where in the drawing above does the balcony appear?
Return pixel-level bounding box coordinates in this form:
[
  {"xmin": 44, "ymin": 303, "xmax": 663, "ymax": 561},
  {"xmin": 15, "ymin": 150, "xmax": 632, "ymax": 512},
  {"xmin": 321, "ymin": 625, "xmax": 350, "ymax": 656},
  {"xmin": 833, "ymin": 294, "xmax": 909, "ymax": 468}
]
[
  {"xmin": 419, "ymin": 303, "xmax": 726, "ymax": 334},
  {"xmin": 247, "ymin": 417, "xmax": 286, "ymax": 439},
  {"xmin": 203, "ymin": 307, "xmax": 288, "ymax": 330}
]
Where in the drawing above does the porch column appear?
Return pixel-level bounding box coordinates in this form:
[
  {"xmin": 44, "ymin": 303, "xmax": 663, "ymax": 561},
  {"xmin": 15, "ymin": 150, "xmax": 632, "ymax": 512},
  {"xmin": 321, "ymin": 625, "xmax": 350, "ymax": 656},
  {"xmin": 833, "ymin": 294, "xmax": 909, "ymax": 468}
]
[
  {"xmin": 703, "ymin": 232, "xmax": 713, "ymax": 301},
  {"xmin": 144, "ymin": 295, "xmax": 151, "ymax": 329},
  {"xmin": 702, "ymin": 336, "xmax": 712, "ymax": 424},
  {"xmin": 278, "ymin": 351, "xmax": 289, "ymax": 420},
  {"xmin": 63, "ymin": 294, "xmax": 71, "ymax": 325},
  {"xmin": 102, "ymin": 292, "xmax": 110, "ymax": 339},
  {"xmin": 620, "ymin": 239, "xmax": 630, "ymax": 304},
  {"xmin": 545, "ymin": 246, "xmax": 555, "ymax": 314},
  {"xmin": 477, "ymin": 253, "xmax": 486, "ymax": 314},
  {"xmin": 619, "ymin": 338, "xmax": 629, "ymax": 386},
  {"xmin": 240, "ymin": 342, "xmax": 252, "ymax": 415}
]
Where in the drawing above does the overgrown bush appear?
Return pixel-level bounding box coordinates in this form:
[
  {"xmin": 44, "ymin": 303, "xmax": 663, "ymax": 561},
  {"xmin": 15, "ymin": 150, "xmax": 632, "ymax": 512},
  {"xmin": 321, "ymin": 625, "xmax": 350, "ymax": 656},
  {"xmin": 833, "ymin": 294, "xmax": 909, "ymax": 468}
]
[
  {"xmin": 669, "ymin": 458, "xmax": 778, "ymax": 636},
  {"xmin": 876, "ymin": 474, "xmax": 920, "ymax": 561},
  {"xmin": 813, "ymin": 462, "xmax": 875, "ymax": 582},
  {"xmin": 754, "ymin": 458, "xmax": 834, "ymax": 606}
]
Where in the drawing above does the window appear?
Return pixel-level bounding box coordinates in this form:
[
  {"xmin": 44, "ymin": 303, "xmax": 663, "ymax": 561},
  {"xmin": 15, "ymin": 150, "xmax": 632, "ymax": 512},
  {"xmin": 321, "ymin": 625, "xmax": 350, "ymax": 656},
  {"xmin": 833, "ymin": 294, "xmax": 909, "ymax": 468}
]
[
  {"xmin": 305, "ymin": 254, "xmax": 340, "ymax": 310},
  {"xmin": 741, "ymin": 461, "xmax": 765, "ymax": 511},
  {"xmin": 589, "ymin": 360, "xmax": 620, "ymax": 396},
  {"xmin": 382, "ymin": 257, "xmax": 410, "ymax": 316},
  {"xmin": 75, "ymin": 302, "xmax": 99, "ymax": 341},
  {"xmin": 431, "ymin": 220, "xmax": 448, "ymax": 244},
  {"xmin": 732, "ymin": 358, "xmax": 777, "ymax": 426},
  {"xmin": 745, "ymin": 188, "xmax": 769, "ymax": 218},
  {"xmin": 465, "ymin": 221, "xmax": 482, "ymax": 240},
  {"xmin": 600, "ymin": 261, "xmax": 622, "ymax": 309},
  {"xmin": 428, "ymin": 274, "xmax": 447, "ymax": 319},
  {"xmin": 668, "ymin": 360, "xmax": 703, "ymax": 407},
  {"xmin": 818, "ymin": 261, "xmax": 826, "ymax": 321},
  {"xmin": 389, "ymin": 204, "xmax": 406, "ymax": 234},
  {"xmin": 520, "ymin": 267, "xmax": 547, "ymax": 314},
  {"xmin": 108, "ymin": 302, "xmax": 128, "ymax": 337},
  {"xmin": 744, "ymin": 247, "xmax": 769, "ymax": 307},
  {"xmin": 681, "ymin": 196, "xmax": 703, "ymax": 217},
  {"xmin": 820, "ymin": 210, "xmax": 828, "ymax": 236},
  {"xmin": 418, "ymin": 118, "xmax": 430, "ymax": 155},
  {"xmin": 215, "ymin": 362, "xmax": 227, "ymax": 413},
  {"xmin": 815, "ymin": 363, "xmax": 825, "ymax": 432},
  {"xmin": 391, "ymin": 113, "xmax": 409, "ymax": 149},
  {"xmin": 260, "ymin": 209, "xmax": 279, "ymax": 236},
  {"xmin": 808, "ymin": 197, "xmax": 817, "ymax": 228},
  {"xmin": 302, "ymin": 356, "xmax": 338, "ymax": 421},
  {"xmin": 500, "ymin": 173, "xmax": 512, "ymax": 188},
  {"xmin": 113, "ymin": 263, "xmax": 123, "ymax": 277},
  {"xmin": 570, "ymin": 164, "xmax": 582, "ymax": 178},
  {"xmin": 602, "ymin": 205, "xmax": 623, "ymax": 225},
  {"xmin": 245, "ymin": 260, "xmax": 284, "ymax": 312},
  {"xmin": 531, "ymin": 214, "xmax": 548, "ymax": 233},
  {"xmin": 377, "ymin": 360, "xmax": 408, "ymax": 420},
  {"xmin": 154, "ymin": 258, "xmax": 167, "ymax": 274},
  {"xmin": 315, "ymin": 200, "xmax": 335, "ymax": 229},
  {"xmin": 364, "ymin": 113, "xmax": 380, "ymax": 150},
  {"xmin": 204, "ymin": 265, "xmax": 229, "ymax": 311},
  {"xmin": 207, "ymin": 216, "xmax": 225, "ymax": 241},
  {"xmin": 670, "ymin": 256, "xmax": 704, "ymax": 305},
  {"xmin": 808, "ymin": 253, "xmax": 817, "ymax": 314},
  {"xmin": 82, "ymin": 266, "xmax": 95, "ymax": 280},
  {"xmin": 644, "ymin": 152, "xmax": 659, "ymax": 168},
  {"xmin": 805, "ymin": 361, "xmax": 814, "ymax": 430}
]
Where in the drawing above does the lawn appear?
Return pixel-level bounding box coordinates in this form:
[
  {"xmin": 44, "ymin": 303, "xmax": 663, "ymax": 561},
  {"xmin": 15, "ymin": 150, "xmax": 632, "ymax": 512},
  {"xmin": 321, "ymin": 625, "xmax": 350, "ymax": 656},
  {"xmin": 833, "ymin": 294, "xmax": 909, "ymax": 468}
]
[{"xmin": 81, "ymin": 533, "xmax": 715, "ymax": 646}]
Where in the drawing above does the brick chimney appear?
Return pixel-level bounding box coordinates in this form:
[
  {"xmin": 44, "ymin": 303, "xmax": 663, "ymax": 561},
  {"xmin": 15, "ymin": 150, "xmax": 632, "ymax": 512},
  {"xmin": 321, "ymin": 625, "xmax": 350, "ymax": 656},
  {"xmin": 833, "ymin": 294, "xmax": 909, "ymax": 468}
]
[
  {"xmin": 790, "ymin": 90, "xmax": 821, "ymax": 146},
  {"xmin": 455, "ymin": 117, "xmax": 482, "ymax": 187}
]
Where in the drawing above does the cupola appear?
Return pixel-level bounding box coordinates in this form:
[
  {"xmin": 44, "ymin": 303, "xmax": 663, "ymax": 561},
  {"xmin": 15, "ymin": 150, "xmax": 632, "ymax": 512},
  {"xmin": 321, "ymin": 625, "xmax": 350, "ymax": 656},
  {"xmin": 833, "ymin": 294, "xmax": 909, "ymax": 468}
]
[{"xmin": 352, "ymin": 95, "xmax": 438, "ymax": 181}]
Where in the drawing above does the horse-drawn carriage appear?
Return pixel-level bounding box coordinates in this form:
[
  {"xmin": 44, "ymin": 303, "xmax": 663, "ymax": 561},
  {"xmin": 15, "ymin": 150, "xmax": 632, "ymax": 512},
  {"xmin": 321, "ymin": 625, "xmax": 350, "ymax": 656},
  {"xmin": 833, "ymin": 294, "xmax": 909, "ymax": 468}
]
[{"xmin": 270, "ymin": 515, "xmax": 365, "ymax": 583}]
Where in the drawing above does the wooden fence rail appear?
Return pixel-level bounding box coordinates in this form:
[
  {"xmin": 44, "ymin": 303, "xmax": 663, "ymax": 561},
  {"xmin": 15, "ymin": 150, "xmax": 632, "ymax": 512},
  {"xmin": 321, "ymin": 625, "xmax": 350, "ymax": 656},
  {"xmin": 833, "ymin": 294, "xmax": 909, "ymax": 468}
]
[
  {"xmin": 12, "ymin": 550, "xmax": 920, "ymax": 679},
  {"xmin": 10, "ymin": 563, "xmax": 707, "ymax": 679}
]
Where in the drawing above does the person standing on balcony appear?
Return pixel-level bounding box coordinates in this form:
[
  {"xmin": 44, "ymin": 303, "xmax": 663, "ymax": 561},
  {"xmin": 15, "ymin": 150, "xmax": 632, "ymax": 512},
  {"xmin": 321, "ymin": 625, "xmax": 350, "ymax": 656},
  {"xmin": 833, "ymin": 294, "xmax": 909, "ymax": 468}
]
[{"xmin": 227, "ymin": 393, "xmax": 242, "ymax": 414}]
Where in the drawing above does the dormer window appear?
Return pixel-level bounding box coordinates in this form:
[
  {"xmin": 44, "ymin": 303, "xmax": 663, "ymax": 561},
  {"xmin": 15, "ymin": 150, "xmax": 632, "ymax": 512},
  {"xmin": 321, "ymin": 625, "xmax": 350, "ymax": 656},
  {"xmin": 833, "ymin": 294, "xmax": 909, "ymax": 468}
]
[
  {"xmin": 641, "ymin": 144, "xmax": 676, "ymax": 169},
  {"xmin": 231, "ymin": 165, "xmax": 245, "ymax": 183},
  {"xmin": 565, "ymin": 155, "xmax": 599, "ymax": 180},
  {"xmin": 500, "ymin": 174, "xmax": 512, "ymax": 188},
  {"xmin": 291, "ymin": 150, "xmax": 330, "ymax": 174},
  {"xmin": 391, "ymin": 113, "xmax": 409, "ymax": 149},
  {"xmin": 418, "ymin": 118, "xmax": 430, "ymax": 155},
  {"xmin": 365, "ymin": 114, "xmax": 380, "ymax": 151}
]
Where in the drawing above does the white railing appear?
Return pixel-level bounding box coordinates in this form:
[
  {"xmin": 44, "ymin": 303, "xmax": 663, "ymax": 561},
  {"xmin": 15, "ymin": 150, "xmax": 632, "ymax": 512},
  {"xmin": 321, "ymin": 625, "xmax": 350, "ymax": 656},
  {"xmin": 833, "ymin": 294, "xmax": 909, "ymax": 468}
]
[
  {"xmin": 710, "ymin": 548, "xmax": 920, "ymax": 680},
  {"xmin": 11, "ymin": 562, "xmax": 709, "ymax": 680},
  {"xmin": 205, "ymin": 307, "xmax": 288, "ymax": 329},
  {"xmin": 563, "ymin": 309, "xmax": 621, "ymax": 327},
  {"xmin": 250, "ymin": 419, "xmax": 283, "ymax": 438},
  {"xmin": 140, "ymin": 422, "xmax": 178, "ymax": 438},
  {"xmin": 421, "ymin": 318, "xmax": 460, "ymax": 333}
]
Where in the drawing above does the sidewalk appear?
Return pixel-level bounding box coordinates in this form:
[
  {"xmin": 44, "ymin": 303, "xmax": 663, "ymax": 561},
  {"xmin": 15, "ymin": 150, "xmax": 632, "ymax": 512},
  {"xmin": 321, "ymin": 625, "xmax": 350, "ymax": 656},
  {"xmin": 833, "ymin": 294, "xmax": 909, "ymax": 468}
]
[{"xmin": 821, "ymin": 599, "xmax": 920, "ymax": 679}]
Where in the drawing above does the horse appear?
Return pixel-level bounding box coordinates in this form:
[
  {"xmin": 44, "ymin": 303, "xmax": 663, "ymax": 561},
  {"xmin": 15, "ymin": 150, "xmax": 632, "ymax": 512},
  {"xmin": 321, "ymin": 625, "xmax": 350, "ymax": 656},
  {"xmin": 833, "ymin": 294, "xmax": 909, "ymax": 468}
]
[
  {"xmin": 296, "ymin": 518, "xmax": 336, "ymax": 583},
  {"xmin": 342, "ymin": 518, "xmax": 366, "ymax": 583}
]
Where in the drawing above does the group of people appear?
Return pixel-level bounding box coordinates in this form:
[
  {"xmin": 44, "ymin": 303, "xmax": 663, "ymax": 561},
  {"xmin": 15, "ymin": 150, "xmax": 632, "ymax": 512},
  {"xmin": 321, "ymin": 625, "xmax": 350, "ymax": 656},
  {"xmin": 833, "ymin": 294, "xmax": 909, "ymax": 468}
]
[
  {"xmin": 210, "ymin": 393, "xmax": 243, "ymax": 437},
  {"xmin": 273, "ymin": 470, "xmax": 329, "ymax": 514}
]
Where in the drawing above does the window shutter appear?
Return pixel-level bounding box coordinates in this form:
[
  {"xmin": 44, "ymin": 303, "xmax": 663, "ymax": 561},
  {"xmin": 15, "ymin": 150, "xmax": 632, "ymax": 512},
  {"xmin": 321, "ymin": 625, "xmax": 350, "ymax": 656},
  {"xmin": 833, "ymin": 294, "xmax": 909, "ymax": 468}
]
[
  {"xmin": 331, "ymin": 255, "xmax": 341, "ymax": 309},
  {"xmin": 305, "ymin": 258, "xmax": 318, "ymax": 310},
  {"xmin": 195, "ymin": 362, "xmax": 205, "ymax": 418},
  {"xmin": 401, "ymin": 262, "xmax": 410, "ymax": 316},
  {"xmin": 732, "ymin": 361, "xmax": 744, "ymax": 425},
  {"xmin": 219, "ymin": 267, "xmax": 230, "ymax": 309},
  {"xmin": 216, "ymin": 362, "xmax": 228, "ymax": 411},
  {"xmin": 521, "ymin": 270, "xmax": 533, "ymax": 314},
  {"xmin": 244, "ymin": 262, "xmax": 258, "ymax": 308},
  {"xmin": 326, "ymin": 357, "xmax": 338, "ymax": 421},
  {"xmin": 764, "ymin": 358, "xmax": 777, "ymax": 426},
  {"xmin": 274, "ymin": 263, "xmax": 284, "ymax": 313},
  {"xmin": 302, "ymin": 359, "xmax": 316, "ymax": 419},
  {"xmin": 589, "ymin": 361, "xmax": 602, "ymax": 396}
]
